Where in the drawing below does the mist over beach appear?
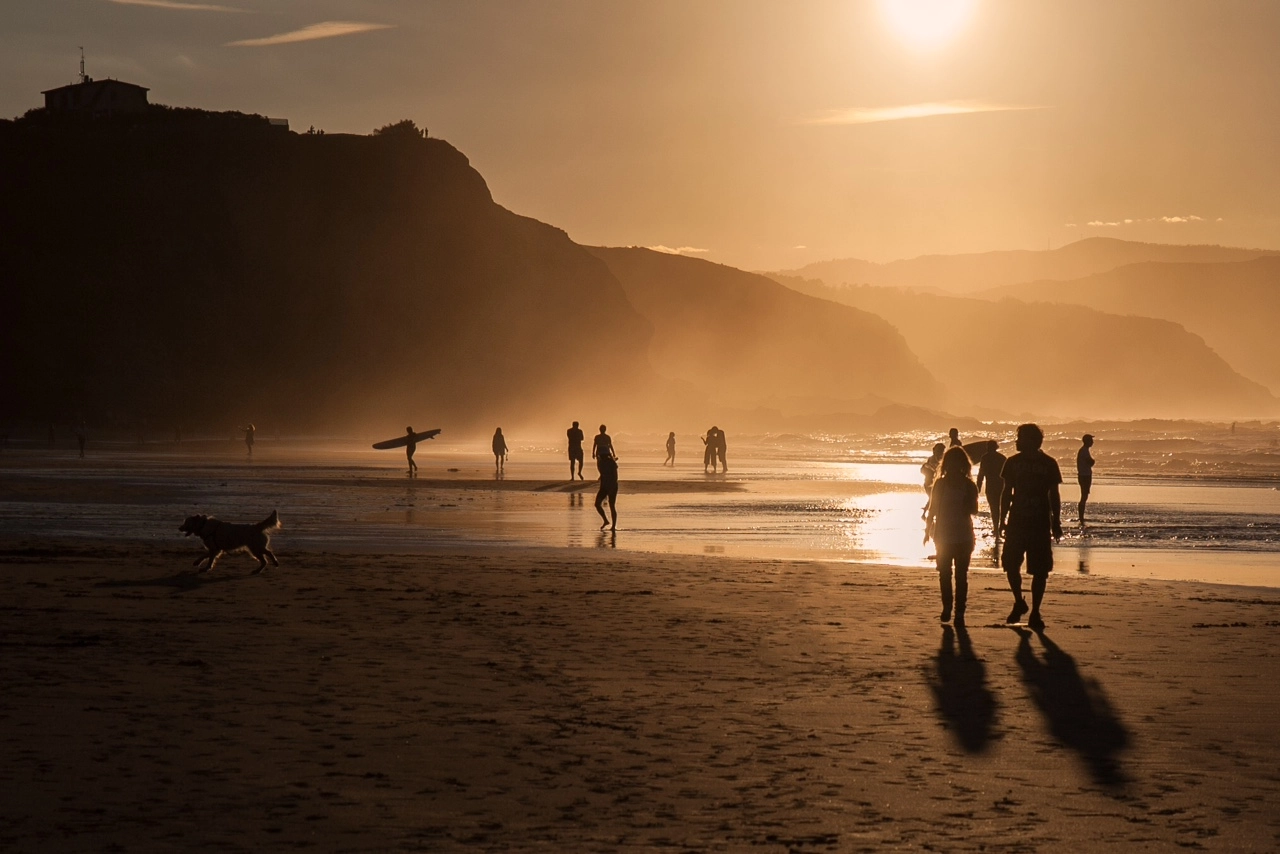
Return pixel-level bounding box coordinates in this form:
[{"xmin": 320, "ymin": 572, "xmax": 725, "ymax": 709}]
[{"xmin": 3, "ymin": 1, "xmax": 1280, "ymax": 850}]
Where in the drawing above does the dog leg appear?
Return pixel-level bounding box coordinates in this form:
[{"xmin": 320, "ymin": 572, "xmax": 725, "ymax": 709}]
[
  {"xmin": 251, "ymin": 550, "xmax": 268, "ymax": 574},
  {"xmin": 265, "ymin": 548, "xmax": 279, "ymax": 567},
  {"xmin": 201, "ymin": 550, "xmax": 221, "ymax": 572},
  {"xmin": 193, "ymin": 555, "xmax": 206, "ymax": 568}
]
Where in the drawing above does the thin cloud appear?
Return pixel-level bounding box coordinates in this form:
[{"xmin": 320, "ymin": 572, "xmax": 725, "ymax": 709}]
[
  {"xmin": 1076, "ymin": 215, "xmax": 1211, "ymax": 228},
  {"xmin": 227, "ymin": 21, "xmax": 393, "ymax": 47},
  {"xmin": 803, "ymin": 100, "xmax": 1044, "ymax": 126},
  {"xmin": 648, "ymin": 245, "xmax": 709, "ymax": 256},
  {"xmin": 109, "ymin": 0, "xmax": 244, "ymax": 10}
]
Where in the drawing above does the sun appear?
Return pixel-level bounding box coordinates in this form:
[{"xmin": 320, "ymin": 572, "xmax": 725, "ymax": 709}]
[{"xmin": 877, "ymin": 0, "xmax": 978, "ymax": 51}]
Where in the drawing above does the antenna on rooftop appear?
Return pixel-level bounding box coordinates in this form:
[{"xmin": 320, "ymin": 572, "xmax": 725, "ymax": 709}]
[{"xmin": 79, "ymin": 47, "xmax": 87, "ymax": 84}]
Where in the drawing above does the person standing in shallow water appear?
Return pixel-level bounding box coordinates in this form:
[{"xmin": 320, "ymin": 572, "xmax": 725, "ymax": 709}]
[
  {"xmin": 404, "ymin": 427, "xmax": 419, "ymax": 477},
  {"xmin": 595, "ymin": 452, "xmax": 619, "ymax": 530},
  {"xmin": 664, "ymin": 432, "xmax": 676, "ymax": 466},
  {"xmin": 976, "ymin": 440, "xmax": 1008, "ymax": 540},
  {"xmin": 714, "ymin": 428, "xmax": 728, "ymax": 473},
  {"xmin": 926, "ymin": 447, "xmax": 979, "ymax": 625},
  {"xmin": 1076, "ymin": 434, "xmax": 1095, "ymax": 530},
  {"xmin": 567, "ymin": 421, "xmax": 585, "ymax": 480},
  {"xmin": 242, "ymin": 423, "xmax": 255, "ymax": 457},
  {"xmin": 702, "ymin": 427, "xmax": 719, "ymax": 473},
  {"xmin": 999, "ymin": 423, "xmax": 1063, "ymax": 632},
  {"xmin": 592, "ymin": 424, "xmax": 615, "ymax": 474},
  {"xmin": 492, "ymin": 427, "xmax": 508, "ymax": 473}
]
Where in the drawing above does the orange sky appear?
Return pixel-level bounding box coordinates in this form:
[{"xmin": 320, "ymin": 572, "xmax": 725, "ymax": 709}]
[{"xmin": 5, "ymin": 1, "xmax": 1280, "ymax": 269}]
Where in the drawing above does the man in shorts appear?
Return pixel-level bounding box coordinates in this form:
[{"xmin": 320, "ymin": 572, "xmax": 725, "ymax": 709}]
[
  {"xmin": 567, "ymin": 421, "xmax": 585, "ymax": 480},
  {"xmin": 975, "ymin": 440, "xmax": 1008, "ymax": 540},
  {"xmin": 999, "ymin": 423, "xmax": 1063, "ymax": 631},
  {"xmin": 1076, "ymin": 433, "xmax": 1095, "ymax": 529}
]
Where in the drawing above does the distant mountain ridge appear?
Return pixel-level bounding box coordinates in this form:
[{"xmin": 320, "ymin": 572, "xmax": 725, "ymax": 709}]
[
  {"xmin": 979, "ymin": 257, "xmax": 1280, "ymax": 395},
  {"xmin": 775, "ymin": 237, "xmax": 1280, "ymax": 295}
]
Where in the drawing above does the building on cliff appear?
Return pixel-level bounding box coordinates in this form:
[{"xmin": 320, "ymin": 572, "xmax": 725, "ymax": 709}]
[{"xmin": 42, "ymin": 78, "xmax": 150, "ymax": 115}]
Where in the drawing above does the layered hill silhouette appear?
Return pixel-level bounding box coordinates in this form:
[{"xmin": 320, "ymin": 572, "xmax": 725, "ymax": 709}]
[
  {"xmin": 770, "ymin": 276, "xmax": 1278, "ymax": 420},
  {"xmin": 980, "ymin": 258, "xmax": 1280, "ymax": 395},
  {"xmin": 0, "ymin": 110, "xmax": 655, "ymax": 432},
  {"xmin": 776, "ymin": 237, "xmax": 1279, "ymax": 295},
  {"xmin": 588, "ymin": 248, "xmax": 939, "ymax": 414}
]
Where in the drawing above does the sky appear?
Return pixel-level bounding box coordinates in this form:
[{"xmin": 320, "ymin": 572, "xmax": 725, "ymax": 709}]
[{"xmin": 4, "ymin": 0, "xmax": 1280, "ymax": 270}]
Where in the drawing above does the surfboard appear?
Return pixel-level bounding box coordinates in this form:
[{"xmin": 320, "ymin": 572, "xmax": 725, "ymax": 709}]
[
  {"xmin": 962, "ymin": 439, "xmax": 997, "ymax": 462},
  {"xmin": 372, "ymin": 429, "xmax": 441, "ymax": 450}
]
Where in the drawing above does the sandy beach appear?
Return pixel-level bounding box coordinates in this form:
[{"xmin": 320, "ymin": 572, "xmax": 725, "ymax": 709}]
[{"xmin": 3, "ymin": 536, "xmax": 1279, "ymax": 851}]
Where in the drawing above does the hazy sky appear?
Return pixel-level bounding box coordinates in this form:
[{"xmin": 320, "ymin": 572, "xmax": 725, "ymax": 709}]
[{"xmin": 5, "ymin": 1, "xmax": 1280, "ymax": 269}]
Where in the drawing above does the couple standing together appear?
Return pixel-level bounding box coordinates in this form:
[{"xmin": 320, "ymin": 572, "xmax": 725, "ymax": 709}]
[
  {"xmin": 925, "ymin": 423, "xmax": 1062, "ymax": 630},
  {"xmin": 702, "ymin": 427, "xmax": 727, "ymax": 473}
]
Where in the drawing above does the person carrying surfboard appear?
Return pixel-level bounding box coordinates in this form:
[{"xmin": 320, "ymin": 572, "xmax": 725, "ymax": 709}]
[
  {"xmin": 404, "ymin": 427, "xmax": 419, "ymax": 477},
  {"xmin": 492, "ymin": 428, "xmax": 508, "ymax": 473}
]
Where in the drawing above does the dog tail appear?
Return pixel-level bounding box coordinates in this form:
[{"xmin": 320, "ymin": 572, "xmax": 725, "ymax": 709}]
[{"xmin": 256, "ymin": 509, "xmax": 281, "ymax": 532}]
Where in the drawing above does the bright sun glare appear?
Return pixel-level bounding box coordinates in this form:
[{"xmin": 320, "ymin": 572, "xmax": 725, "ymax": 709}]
[{"xmin": 877, "ymin": 0, "xmax": 978, "ymax": 51}]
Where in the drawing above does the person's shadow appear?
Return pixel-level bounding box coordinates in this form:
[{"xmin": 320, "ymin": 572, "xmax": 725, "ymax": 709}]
[
  {"xmin": 927, "ymin": 625, "xmax": 999, "ymax": 753},
  {"xmin": 1013, "ymin": 628, "xmax": 1130, "ymax": 788}
]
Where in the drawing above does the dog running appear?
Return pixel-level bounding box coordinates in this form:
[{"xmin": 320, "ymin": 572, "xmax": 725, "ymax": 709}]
[{"xmin": 179, "ymin": 509, "xmax": 281, "ymax": 573}]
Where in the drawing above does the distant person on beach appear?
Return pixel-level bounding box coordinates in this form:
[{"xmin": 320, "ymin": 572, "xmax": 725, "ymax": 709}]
[
  {"xmin": 664, "ymin": 432, "xmax": 676, "ymax": 466},
  {"xmin": 920, "ymin": 442, "xmax": 945, "ymax": 518},
  {"xmin": 702, "ymin": 427, "xmax": 720, "ymax": 473},
  {"xmin": 492, "ymin": 428, "xmax": 508, "ymax": 473},
  {"xmin": 926, "ymin": 447, "xmax": 979, "ymax": 625},
  {"xmin": 976, "ymin": 440, "xmax": 1008, "ymax": 540},
  {"xmin": 592, "ymin": 424, "xmax": 615, "ymax": 474},
  {"xmin": 75, "ymin": 427, "xmax": 86, "ymax": 459},
  {"xmin": 595, "ymin": 452, "xmax": 619, "ymax": 530},
  {"xmin": 949, "ymin": 428, "xmax": 962, "ymax": 448},
  {"xmin": 405, "ymin": 427, "xmax": 419, "ymax": 477},
  {"xmin": 242, "ymin": 424, "xmax": 255, "ymax": 457},
  {"xmin": 567, "ymin": 421, "xmax": 585, "ymax": 480},
  {"xmin": 999, "ymin": 423, "xmax": 1063, "ymax": 631},
  {"xmin": 1076, "ymin": 434, "xmax": 1095, "ymax": 529},
  {"xmin": 714, "ymin": 428, "xmax": 728, "ymax": 473}
]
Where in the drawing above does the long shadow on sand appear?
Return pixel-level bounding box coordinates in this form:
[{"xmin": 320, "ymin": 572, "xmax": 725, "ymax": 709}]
[
  {"xmin": 1012, "ymin": 627, "xmax": 1131, "ymax": 788},
  {"xmin": 96, "ymin": 571, "xmax": 243, "ymax": 593},
  {"xmin": 927, "ymin": 625, "xmax": 999, "ymax": 752}
]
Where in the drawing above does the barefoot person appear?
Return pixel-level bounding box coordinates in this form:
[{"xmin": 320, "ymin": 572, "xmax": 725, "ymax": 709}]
[
  {"xmin": 592, "ymin": 424, "xmax": 615, "ymax": 473},
  {"xmin": 492, "ymin": 427, "xmax": 508, "ymax": 474},
  {"xmin": 976, "ymin": 440, "xmax": 1008, "ymax": 540},
  {"xmin": 926, "ymin": 447, "xmax": 979, "ymax": 625},
  {"xmin": 664, "ymin": 432, "xmax": 676, "ymax": 467},
  {"xmin": 1076, "ymin": 433, "xmax": 1095, "ymax": 529},
  {"xmin": 567, "ymin": 421, "xmax": 585, "ymax": 480},
  {"xmin": 999, "ymin": 423, "xmax": 1063, "ymax": 631},
  {"xmin": 404, "ymin": 427, "xmax": 419, "ymax": 477},
  {"xmin": 595, "ymin": 452, "xmax": 619, "ymax": 530}
]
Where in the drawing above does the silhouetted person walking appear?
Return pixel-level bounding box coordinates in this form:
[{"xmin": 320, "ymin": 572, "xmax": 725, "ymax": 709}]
[
  {"xmin": 714, "ymin": 428, "xmax": 728, "ymax": 473},
  {"xmin": 1076, "ymin": 434, "xmax": 1095, "ymax": 530},
  {"xmin": 242, "ymin": 423, "xmax": 255, "ymax": 457},
  {"xmin": 926, "ymin": 447, "xmax": 979, "ymax": 625},
  {"xmin": 920, "ymin": 442, "xmax": 945, "ymax": 518},
  {"xmin": 404, "ymin": 426, "xmax": 419, "ymax": 477},
  {"xmin": 999, "ymin": 423, "xmax": 1063, "ymax": 631},
  {"xmin": 567, "ymin": 421, "xmax": 585, "ymax": 480},
  {"xmin": 976, "ymin": 440, "xmax": 1008, "ymax": 540},
  {"xmin": 592, "ymin": 424, "xmax": 615, "ymax": 474},
  {"xmin": 596, "ymin": 452, "xmax": 619, "ymax": 530},
  {"xmin": 492, "ymin": 428, "xmax": 508, "ymax": 473},
  {"xmin": 664, "ymin": 432, "xmax": 676, "ymax": 466}
]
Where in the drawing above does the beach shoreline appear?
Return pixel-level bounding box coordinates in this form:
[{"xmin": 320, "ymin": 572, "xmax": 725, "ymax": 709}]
[{"xmin": 2, "ymin": 539, "xmax": 1278, "ymax": 851}]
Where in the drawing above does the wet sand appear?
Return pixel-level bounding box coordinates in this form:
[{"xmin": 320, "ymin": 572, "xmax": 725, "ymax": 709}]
[{"xmin": 2, "ymin": 539, "xmax": 1279, "ymax": 851}]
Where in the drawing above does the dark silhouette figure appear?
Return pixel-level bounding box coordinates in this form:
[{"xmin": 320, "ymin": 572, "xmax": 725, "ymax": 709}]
[
  {"xmin": 927, "ymin": 625, "xmax": 998, "ymax": 753},
  {"xmin": 492, "ymin": 427, "xmax": 508, "ymax": 473},
  {"xmin": 976, "ymin": 440, "xmax": 1008, "ymax": 540},
  {"xmin": 714, "ymin": 428, "xmax": 728, "ymax": 472},
  {"xmin": 596, "ymin": 453, "xmax": 619, "ymax": 530},
  {"xmin": 702, "ymin": 426, "xmax": 721, "ymax": 473},
  {"xmin": 999, "ymin": 423, "xmax": 1063, "ymax": 631},
  {"xmin": 926, "ymin": 447, "xmax": 979, "ymax": 624},
  {"xmin": 948, "ymin": 427, "xmax": 962, "ymax": 447},
  {"xmin": 1076, "ymin": 434, "xmax": 1095, "ymax": 530},
  {"xmin": 592, "ymin": 424, "xmax": 615, "ymax": 473},
  {"xmin": 242, "ymin": 423, "xmax": 255, "ymax": 457},
  {"xmin": 920, "ymin": 442, "xmax": 945, "ymax": 519},
  {"xmin": 404, "ymin": 426, "xmax": 419, "ymax": 477},
  {"xmin": 567, "ymin": 421, "xmax": 585, "ymax": 480},
  {"xmin": 1013, "ymin": 628, "xmax": 1130, "ymax": 788},
  {"xmin": 664, "ymin": 432, "xmax": 676, "ymax": 466},
  {"xmin": 75, "ymin": 427, "xmax": 86, "ymax": 459}
]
